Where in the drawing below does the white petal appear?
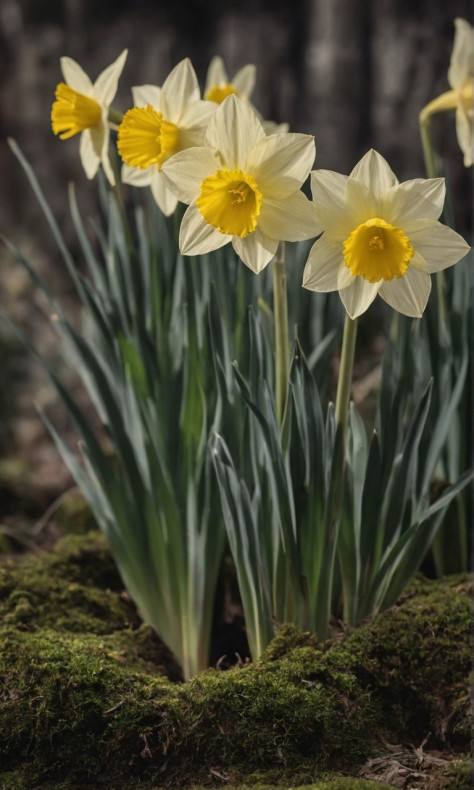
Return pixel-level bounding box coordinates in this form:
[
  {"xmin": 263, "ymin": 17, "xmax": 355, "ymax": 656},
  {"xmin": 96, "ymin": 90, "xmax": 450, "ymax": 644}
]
[
  {"xmin": 161, "ymin": 59, "xmax": 200, "ymax": 121},
  {"xmin": 205, "ymin": 56, "xmax": 227, "ymax": 96},
  {"xmin": 97, "ymin": 120, "xmax": 115, "ymax": 185},
  {"xmin": 180, "ymin": 203, "xmax": 231, "ymax": 255},
  {"xmin": 232, "ymin": 229, "xmax": 278, "ymax": 273},
  {"xmin": 178, "ymin": 100, "xmax": 216, "ymax": 136},
  {"xmin": 245, "ymin": 133, "xmax": 315, "ymax": 198},
  {"xmin": 262, "ymin": 120, "xmax": 290, "ymax": 135},
  {"xmin": 232, "ymin": 64, "xmax": 256, "ymax": 98},
  {"xmin": 339, "ymin": 278, "xmax": 379, "ymax": 319},
  {"xmin": 448, "ymin": 18, "xmax": 474, "ymax": 90},
  {"xmin": 403, "ymin": 218, "xmax": 471, "ymax": 272},
  {"xmin": 150, "ymin": 171, "xmax": 179, "ymax": 216},
  {"xmin": 79, "ymin": 129, "xmax": 101, "ymax": 179},
  {"xmin": 455, "ymin": 105, "xmax": 473, "ymax": 167},
  {"xmin": 60, "ymin": 57, "xmax": 93, "ymax": 94},
  {"xmin": 311, "ymin": 170, "xmax": 358, "ymax": 241},
  {"xmin": 94, "ymin": 50, "xmax": 128, "ymax": 106},
  {"xmin": 302, "ymin": 236, "xmax": 353, "ymax": 292},
  {"xmin": 132, "ymin": 84, "xmax": 161, "ymax": 108},
  {"xmin": 258, "ymin": 191, "xmax": 320, "ymax": 241},
  {"xmin": 379, "ymin": 268, "xmax": 431, "ymax": 318},
  {"xmin": 382, "ymin": 178, "xmax": 445, "ymax": 224},
  {"xmin": 205, "ymin": 94, "xmax": 265, "ymax": 169},
  {"xmin": 345, "ymin": 178, "xmax": 378, "ymax": 223},
  {"xmin": 121, "ymin": 163, "xmax": 153, "ymax": 187},
  {"xmin": 350, "ymin": 149, "xmax": 399, "ymax": 198},
  {"xmin": 161, "ymin": 147, "xmax": 222, "ymax": 204}
]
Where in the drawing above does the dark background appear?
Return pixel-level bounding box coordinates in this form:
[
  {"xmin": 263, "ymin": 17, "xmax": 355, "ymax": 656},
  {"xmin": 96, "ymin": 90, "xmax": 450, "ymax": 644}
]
[{"xmin": 0, "ymin": 0, "xmax": 472, "ymax": 236}]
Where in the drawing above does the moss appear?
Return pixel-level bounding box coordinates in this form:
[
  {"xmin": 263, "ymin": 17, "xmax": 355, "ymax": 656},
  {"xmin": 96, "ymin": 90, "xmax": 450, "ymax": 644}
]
[
  {"xmin": 53, "ymin": 490, "xmax": 99, "ymax": 535},
  {"xmin": 0, "ymin": 535, "xmax": 470, "ymax": 789},
  {"xmin": 443, "ymin": 756, "xmax": 473, "ymax": 790},
  {"xmin": 323, "ymin": 575, "xmax": 471, "ymax": 744},
  {"xmin": 0, "ymin": 533, "xmax": 133, "ymax": 634}
]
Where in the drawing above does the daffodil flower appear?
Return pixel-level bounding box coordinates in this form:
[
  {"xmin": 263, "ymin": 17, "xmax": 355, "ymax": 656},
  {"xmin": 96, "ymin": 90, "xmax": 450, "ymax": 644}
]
[
  {"xmin": 204, "ymin": 55, "xmax": 289, "ymax": 136},
  {"xmin": 204, "ymin": 55, "xmax": 256, "ymax": 104},
  {"xmin": 420, "ymin": 18, "xmax": 474, "ymax": 167},
  {"xmin": 117, "ymin": 59, "xmax": 215, "ymax": 216},
  {"xmin": 51, "ymin": 50, "xmax": 127, "ymax": 185},
  {"xmin": 303, "ymin": 149, "xmax": 470, "ymax": 318},
  {"xmin": 161, "ymin": 95, "xmax": 317, "ymax": 273}
]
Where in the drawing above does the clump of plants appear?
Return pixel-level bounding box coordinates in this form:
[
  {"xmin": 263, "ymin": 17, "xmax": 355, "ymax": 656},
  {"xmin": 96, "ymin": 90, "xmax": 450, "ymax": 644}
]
[{"xmin": 1, "ymin": 19, "xmax": 472, "ymax": 690}]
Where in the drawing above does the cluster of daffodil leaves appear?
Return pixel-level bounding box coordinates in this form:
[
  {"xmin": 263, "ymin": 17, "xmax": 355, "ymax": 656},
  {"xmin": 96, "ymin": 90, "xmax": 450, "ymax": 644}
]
[{"xmin": 5, "ymin": 20, "xmax": 472, "ymax": 679}]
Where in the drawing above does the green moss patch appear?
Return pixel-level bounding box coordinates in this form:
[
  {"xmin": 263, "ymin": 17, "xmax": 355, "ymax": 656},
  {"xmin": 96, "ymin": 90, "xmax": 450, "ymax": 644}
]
[{"xmin": 0, "ymin": 534, "xmax": 470, "ymax": 789}]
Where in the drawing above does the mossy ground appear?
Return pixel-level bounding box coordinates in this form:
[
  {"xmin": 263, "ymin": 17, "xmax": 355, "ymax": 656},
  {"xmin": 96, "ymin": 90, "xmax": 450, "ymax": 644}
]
[{"xmin": 0, "ymin": 532, "xmax": 470, "ymax": 790}]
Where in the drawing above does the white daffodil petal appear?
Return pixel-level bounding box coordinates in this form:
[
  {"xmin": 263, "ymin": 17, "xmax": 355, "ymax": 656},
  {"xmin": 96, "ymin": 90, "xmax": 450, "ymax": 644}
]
[
  {"xmin": 121, "ymin": 163, "xmax": 153, "ymax": 186},
  {"xmin": 232, "ymin": 64, "xmax": 256, "ymax": 98},
  {"xmin": 455, "ymin": 105, "xmax": 473, "ymax": 167},
  {"xmin": 95, "ymin": 120, "xmax": 115, "ymax": 185},
  {"xmin": 246, "ymin": 133, "xmax": 315, "ymax": 198},
  {"xmin": 132, "ymin": 84, "xmax": 161, "ymax": 108},
  {"xmin": 161, "ymin": 147, "xmax": 223, "ymax": 204},
  {"xmin": 180, "ymin": 203, "xmax": 231, "ymax": 255},
  {"xmin": 350, "ymin": 149, "xmax": 398, "ymax": 198},
  {"xmin": 161, "ymin": 58, "xmax": 200, "ymax": 121},
  {"xmin": 404, "ymin": 218, "xmax": 470, "ymax": 272},
  {"xmin": 232, "ymin": 229, "xmax": 278, "ymax": 273},
  {"xmin": 311, "ymin": 170, "xmax": 358, "ymax": 241},
  {"xmin": 150, "ymin": 172, "xmax": 179, "ymax": 216},
  {"xmin": 379, "ymin": 267, "xmax": 431, "ymax": 318},
  {"xmin": 60, "ymin": 57, "xmax": 93, "ymax": 94},
  {"xmin": 339, "ymin": 278, "xmax": 379, "ymax": 319},
  {"xmin": 383, "ymin": 178, "xmax": 445, "ymax": 224},
  {"xmin": 205, "ymin": 56, "xmax": 227, "ymax": 95},
  {"xmin": 258, "ymin": 191, "xmax": 320, "ymax": 242},
  {"xmin": 262, "ymin": 120, "xmax": 290, "ymax": 135},
  {"xmin": 448, "ymin": 18, "xmax": 474, "ymax": 89},
  {"xmin": 302, "ymin": 237, "xmax": 352, "ymax": 292},
  {"xmin": 179, "ymin": 100, "xmax": 216, "ymax": 132},
  {"xmin": 79, "ymin": 129, "xmax": 101, "ymax": 179},
  {"xmin": 94, "ymin": 49, "xmax": 128, "ymax": 105},
  {"xmin": 205, "ymin": 94, "xmax": 265, "ymax": 169},
  {"xmin": 345, "ymin": 178, "xmax": 378, "ymax": 223}
]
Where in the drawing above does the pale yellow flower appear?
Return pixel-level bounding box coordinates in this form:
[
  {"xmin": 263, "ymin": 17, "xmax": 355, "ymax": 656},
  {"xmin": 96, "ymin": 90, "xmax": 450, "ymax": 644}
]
[
  {"xmin": 303, "ymin": 150, "xmax": 470, "ymax": 318},
  {"xmin": 420, "ymin": 18, "xmax": 474, "ymax": 167},
  {"xmin": 51, "ymin": 50, "xmax": 127, "ymax": 185},
  {"xmin": 117, "ymin": 59, "xmax": 215, "ymax": 216},
  {"xmin": 204, "ymin": 55, "xmax": 289, "ymax": 136},
  {"xmin": 161, "ymin": 95, "xmax": 317, "ymax": 273},
  {"xmin": 204, "ymin": 55, "xmax": 256, "ymax": 104}
]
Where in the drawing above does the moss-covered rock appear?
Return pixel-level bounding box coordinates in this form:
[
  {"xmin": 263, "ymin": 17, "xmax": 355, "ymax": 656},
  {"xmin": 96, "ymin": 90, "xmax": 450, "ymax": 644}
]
[
  {"xmin": 0, "ymin": 534, "xmax": 470, "ymax": 790},
  {"xmin": 53, "ymin": 490, "xmax": 98, "ymax": 535}
]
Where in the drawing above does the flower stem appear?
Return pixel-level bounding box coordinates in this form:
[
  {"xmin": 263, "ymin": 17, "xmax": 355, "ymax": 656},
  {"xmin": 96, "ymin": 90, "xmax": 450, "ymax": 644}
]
[
  {"xmin": 419, "ymin": 112, "xmax": 446, "ymax": 322},
  {"xmin": 334, "ymin": 313, "xmax": 358, "ymax": 438},
  {"xmin": 108, "ymin": 107, "xmax": 124, "ymax": 128},
  {"xmin": 273, "ymin": 243, "xmax": 289, "ymax": 429}
]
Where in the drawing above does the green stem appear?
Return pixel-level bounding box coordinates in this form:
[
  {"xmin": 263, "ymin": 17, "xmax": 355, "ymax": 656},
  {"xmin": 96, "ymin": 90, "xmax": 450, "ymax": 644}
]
[
  {"xmin": 419, "ymin": 113, "xmax": 447, "ymax": 322},
  {"xmin": 334, "ymin": 313, "xmax": 358, "ymax": 438},
  {"xmin": 108, "ymin": 107, "xmax": 124, "ymax": 127},
  {"xmin": 273, "ymin": 243, "xmax": 290, "ymax": 429}
]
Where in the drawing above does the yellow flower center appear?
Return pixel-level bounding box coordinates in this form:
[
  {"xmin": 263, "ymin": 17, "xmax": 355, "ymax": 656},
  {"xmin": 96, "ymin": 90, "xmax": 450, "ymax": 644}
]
[
  {"xmin": 51, "ymin": 83, "xmax": 102, "ymax": 139},
  {"xmin": 205, "ymin": 83, "xmax": 238, "ymax": 103},
  {"xmin": 343, "ymin": 218, "xmax": 414, "ymax": 283},
  {"xmin": 117, "ymin": 105, "xmax": 179, "ymax": 170},
  {"xmin": 196, "ymin": 169, "xmax": 262, "ymax": 237}
]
